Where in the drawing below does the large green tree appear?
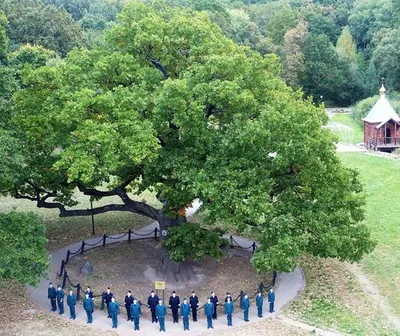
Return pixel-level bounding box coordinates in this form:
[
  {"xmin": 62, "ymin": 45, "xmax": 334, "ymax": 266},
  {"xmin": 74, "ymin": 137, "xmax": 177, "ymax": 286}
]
[{"xmin": 2, "ymin": 2, "xmax": 375, "ymax": 278}]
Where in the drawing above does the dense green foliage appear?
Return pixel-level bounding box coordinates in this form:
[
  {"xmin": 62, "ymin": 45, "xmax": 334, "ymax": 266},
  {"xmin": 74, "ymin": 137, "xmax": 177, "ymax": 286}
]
[
  {"xmin": 0, "ymin": 211, "xmax": 49, "ymax": 286},
  {"xmin": 0, "ymin": 2, "xmax": 375, "ymax": 275}
]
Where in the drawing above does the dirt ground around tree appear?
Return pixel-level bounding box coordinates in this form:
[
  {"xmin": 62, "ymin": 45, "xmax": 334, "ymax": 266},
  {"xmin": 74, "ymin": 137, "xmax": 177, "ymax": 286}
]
[{"xmin": 64, "ymin": 240, "xmax": 272, "ymax": 321}]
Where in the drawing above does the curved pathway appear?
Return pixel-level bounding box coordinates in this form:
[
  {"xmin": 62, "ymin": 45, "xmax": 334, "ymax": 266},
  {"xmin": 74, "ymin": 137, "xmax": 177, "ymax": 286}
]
[{"xmin": 27, "ymin": 201, "xmax": 305, "ymax": 336}]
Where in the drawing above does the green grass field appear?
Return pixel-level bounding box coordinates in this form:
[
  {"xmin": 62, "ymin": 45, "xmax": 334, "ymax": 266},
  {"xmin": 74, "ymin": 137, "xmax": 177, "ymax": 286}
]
[
  {"xmin": 339, "ymin": 152, "xmax": 400, "ymax": 317},
  {"xmin": 328, "ymin": 113, "xmax": 364, "ymax": 144}
]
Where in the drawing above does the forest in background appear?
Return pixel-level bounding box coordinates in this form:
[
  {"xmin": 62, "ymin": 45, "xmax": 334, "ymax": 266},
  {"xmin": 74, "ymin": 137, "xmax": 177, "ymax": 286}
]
[{"xmin": 1, "ymin": 0, "xmax": 400, "ymax": 108}]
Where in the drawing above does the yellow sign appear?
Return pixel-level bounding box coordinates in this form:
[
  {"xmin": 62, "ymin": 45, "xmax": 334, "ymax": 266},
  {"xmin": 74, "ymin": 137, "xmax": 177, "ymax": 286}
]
[{"xmin": 155, "ymin": 281, "xmax": 165, "ymax": 290}]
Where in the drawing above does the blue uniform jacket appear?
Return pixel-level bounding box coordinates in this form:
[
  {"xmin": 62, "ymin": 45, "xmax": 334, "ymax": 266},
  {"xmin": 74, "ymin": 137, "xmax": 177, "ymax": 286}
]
[
  {"xmin": 256, "ymin": 295, "xmax": 263, "ymax": 307},
  {"xmin": 180, "ymin": 303, "xmax": 191, "ymax": 317},
  {"xmin": 48, "ymin": 287, "xmax": 56, "ymax": 299},
  {"xmin": 268, "ymin": 292, "xmax": 275, "ymax": 302},
  {"xmin": 156, "ymin": 304, "xmax": 167, "ymax": 318},
  {"xmin": 56, "ymin": 290, "xmax": 64, "ymax": 302},
  {"xmin": 169, "ymin": 296, "xmax": 180, "ymax": 309},
  {"xmin": 147, "ymin": 295, "xmax": 159, "ymax": 308},
  {"xmin": 224, "ymin": 301, "xmax": 234, "ymax": 315},
  {"xmin": 83, "ymin": 298, "xmax": 94, "ymax": 311},
  {"xmin": 241, "ymin": 298, "xmax": 250, "ymax": 310},
  {"xmin": 109, "ymin": 301, "xmax": 120, "ymax": 314},
  {"xmin": 204, "ymin": 302, "xmax": 214, "ymax": 317},
  {"xmin": 67, "ymin": 294, "xmax": 76, "ymax": 307},
  {"xmin": 104, "ymin": 292, "xmax": 113, "ymax": 304},
  {"xmin": 130, "ymin": 303, "xmax": 142, "ymax": 317}
]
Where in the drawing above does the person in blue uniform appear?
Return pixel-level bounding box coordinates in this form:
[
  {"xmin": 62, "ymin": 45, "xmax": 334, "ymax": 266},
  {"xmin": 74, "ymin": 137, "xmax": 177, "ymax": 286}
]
[
  {"xmin": 204, "ymin": 298, "xmax": 214, "ymax": 329},
  {"xmin": 147, "ymin": 291, "xmax": 159, "ymax": 323},
  {"xmin": 104, "ymin": 287, "xmax": 113, "ymax": 318},
  {"xmin": 256, "ymin": 291, "xmax": 263, "ymax": 317},
  {"xmin": 56, "ymin": 285, "xmax": 64, "ymax": 315},
  {"xmin": 67, "ymin": 289, "xmax": 76, "ymax": 319},
  {"xmin": 180, "ymin": 298, "xmax": 191, "ymax": 331},
  {"xmin": 224, "ymin": 296, "xmax": 234, "ymax": 326},
  {"xmin": 155, "ymin": 299, "xmax": 167, "ymax": 332},
  {"xmin": 47, "ymin": 283, "xmax": 57, "ymax": 312},
  {"xmin": 83, "ymin": 293, "xmax": 94, "ymax": 324},
  {"xmin": 168, "ymin": 291, "xmax": 180, "ymax": 323},
  {"xmin": 210, "ymin": 291, "xmax": 219, "ymax": 320},
  {"xmin": 85, "ymin": 286, "xmax": 94, "ymax": 313},
  {"xmin": 109, "ymin": 296, "xmax": 120, "ymax": 328},
  {"xmin": 268, "ymin": 288, "xmax": 275, "ymax": 313},
  {"xmin": 130, "ymin": 298, "xmax": 142, "ymax": 331},
  {"xmin": 241, "ymin": 293, "xmax": 250, "ymax": 322},
  {"xmin": 125, "ymin": 290, "xmax": 134, "ymax": 321}
]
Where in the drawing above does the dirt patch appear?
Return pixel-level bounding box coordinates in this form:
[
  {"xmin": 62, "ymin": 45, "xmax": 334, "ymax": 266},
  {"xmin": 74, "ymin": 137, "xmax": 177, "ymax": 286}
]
[{"xmin": 65, "ymin": 240, "xmax": 271, "ymax": 320}]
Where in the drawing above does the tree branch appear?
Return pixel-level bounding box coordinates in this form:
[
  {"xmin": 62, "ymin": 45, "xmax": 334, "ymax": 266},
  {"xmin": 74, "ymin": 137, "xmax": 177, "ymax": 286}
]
[{"xmin": 145, "ymin": 48, "xmax": 169, "ymax": 79}]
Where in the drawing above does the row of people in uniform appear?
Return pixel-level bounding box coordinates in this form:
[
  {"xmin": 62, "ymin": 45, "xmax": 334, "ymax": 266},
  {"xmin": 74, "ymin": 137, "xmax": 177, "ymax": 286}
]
[{"xmin": 48, "ymin": 283, "xmax": 276, "ymax": 331}]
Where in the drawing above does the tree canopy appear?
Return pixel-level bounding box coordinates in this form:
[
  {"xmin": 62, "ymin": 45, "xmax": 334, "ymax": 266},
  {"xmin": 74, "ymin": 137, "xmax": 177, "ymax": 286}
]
[{"xmin": 1, "ymin": 2, "xmax": 375, "ymax": 274}]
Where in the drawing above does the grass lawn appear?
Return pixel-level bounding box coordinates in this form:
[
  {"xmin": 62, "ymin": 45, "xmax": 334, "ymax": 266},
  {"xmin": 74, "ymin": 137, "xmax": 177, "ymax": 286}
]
[
  {"xmin": 339, "ymin": 152, "xmax": 400, "ymax": 317},
  {"xmin": 328, "ymin": 113, "xmax": 364, "ymax": 144},
  {"xmin": 0, "ymin": 190, "xmax": 159, "ymax": 250}
]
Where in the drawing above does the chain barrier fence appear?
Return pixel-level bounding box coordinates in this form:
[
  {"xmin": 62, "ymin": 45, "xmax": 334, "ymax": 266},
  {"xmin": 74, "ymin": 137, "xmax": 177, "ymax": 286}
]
[{"xmin": 56, "ymin": 227, "xmax": 277, "ymax": 312}]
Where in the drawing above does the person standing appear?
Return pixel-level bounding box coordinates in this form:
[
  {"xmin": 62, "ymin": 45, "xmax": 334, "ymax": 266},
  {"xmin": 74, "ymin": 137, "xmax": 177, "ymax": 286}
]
[
  {"xmin": 47, "ymin": 283, "xmax": 57, "ymax": 312},
  {"xmin": 210, "ymin": 291, "xmax": 219, "ymax": 319},
  {"xmin": 109, "ymin": 297, "xmax": 120, "ymax": 329},
  {"xmin": 241, "ymin": 293, "xmax": 250, "ymax": 322},
  {"xmin": 67, "ymin": 289, "xmax": 76, "ymax": 320},
  {"xmin": 56, "ymin": 285, "xmax": 64, "ymax": 315},
  {"xmin": 189, "ymin": 291, "xmax": 199, "ymax": 322},
  {"xmin": 180, "ymin": 298, "xmax": 191, "ymax": 331},
  {"xmin": 204, "ymin": 298, "xmax": 214, "ymax": 329},
  {"xmin": 168, "ymin": 291, "xmax": 180, "ymax": 323},
  {"xmin": 268, "ymin": 288, "xmax": 275, "ymax": 313},
  {"xmin": 83, "ymin": 293, "xmax": 94, "ymax": 324},
  {"xmin": 156, "ymin": 299, "xmax": 167, "ymax": 332},
  {"xmin": 130, "ymin": 298, "xmax": 142, "ymax": 331},
  {"xmin": 147, "ymin": 290, "xmax": 159, "ymax": 323},
  {"xmin": 256, "ymin": 291, "xmax": 264, "ymax": 318},
  {"xmin": 85, "ymin": 286, "xmax": 94, "ymax": 313},
  {"xmin": 125, "ymin": 290, "xmax": 134, "ymax": 321},
  {"xmin": 224, "ymin": 297, "xmax": 234, "ymax": 326},
  {"xmin": 104, "ymin": 287, "xmax": 113, "ymax": 318},
  {"xmin": 225, "ymin": 292, "xmax": 233, "ymax": 302}
]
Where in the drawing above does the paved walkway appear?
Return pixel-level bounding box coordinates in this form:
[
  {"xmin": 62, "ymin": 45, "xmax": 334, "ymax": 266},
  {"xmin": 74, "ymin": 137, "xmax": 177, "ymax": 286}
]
[{"xmin": 27, "ymin": 201, "xmax": 305, "ymax": 336}]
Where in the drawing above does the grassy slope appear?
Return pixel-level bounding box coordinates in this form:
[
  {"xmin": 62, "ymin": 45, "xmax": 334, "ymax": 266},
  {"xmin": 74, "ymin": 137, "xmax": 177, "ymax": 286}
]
[
  {"xmin": 328, "ymin": 113, "xmax": 364, "ymax": 144},
  {"xmin": 339, "ymin": 152, "xmax": 400, "ymax": 316},
  {"xmin": 287, "ymin": 152, "xmax": 400, "ymax": 335}
]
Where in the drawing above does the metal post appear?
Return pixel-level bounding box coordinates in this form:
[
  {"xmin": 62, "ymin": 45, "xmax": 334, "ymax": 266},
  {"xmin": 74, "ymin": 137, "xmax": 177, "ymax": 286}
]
[
  {"xmin": 80, "ymin": 241, "xmax": 85, "ymax": 254},
  {"xmin": 62, "ymin": 271, "xmax": 68, "ymax": 289},
  {"xmin": 59, "ymin": 260, "xmax": 65, "ymax": 277},
  {"xmin": 252, "ymin": 242, "xmax": 256, "ymax": 254},
  {"xmin": 154, "ymin": 227, "xmax": 158, "ymax": 240},
  {"xmin": 66, "ymin": 250, "xmax": 71, "ymax": 264},
  {"xmin": 128, "ymin": 229, "xmax": 132, "ymax": 242},
  {"xmin": 230, "ymin": 235, "xmax": 233, "ymax": 248},
  {"xmin": 90, "ymin": 199, "xmax": 95, "ymax": 235},
  {"xmin": 272, "ymin": 271, "xmax": 277, "ymax": 287},
  {"xmin": 103, "ymin": 234, "xmax": 107, "ymax": 247}
]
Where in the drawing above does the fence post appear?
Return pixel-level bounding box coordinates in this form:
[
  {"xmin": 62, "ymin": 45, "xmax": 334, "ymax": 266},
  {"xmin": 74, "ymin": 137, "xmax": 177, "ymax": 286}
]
[
  {"xmin": 59, "ymin": 260, "xmax": 65, "ymax": 277},
  {"xmin": 103, "ymin": 234, "xmax": 107, "ymax": 247},
  {"xmin": 76, "ymin": 283, "xmax": 81, "ymax": 301},
  {"xmin": 128, "ymin": 229, "xmax": 132, "ymax": 242},
  {"xmin": 62, "ymin": 271, "xmax": 68, "ymax": 289},
  {"xmin": 239, "ymin": 290, "xmax": 244, "ymax": 308},
  {"xmin": 65, "ymin": 250, "xmax": 71, "ymax": 264},
  {"xmin": 252, "ymin": 242, "xmax": 256, "ymax": 254},
  {"xmin": 154, "ymin": 227, "xmax": 158, "ymax": 240},
  {"xmin": 272, "ymin": 271, "xmax": 277, "ymax": 287},
  {"xmin": 80, "ymin": 241, "xmax": 85, "ymax": 254},
  {"xmin": 229, "ymin": 235, "xmax": 234, "ymax": 248}
]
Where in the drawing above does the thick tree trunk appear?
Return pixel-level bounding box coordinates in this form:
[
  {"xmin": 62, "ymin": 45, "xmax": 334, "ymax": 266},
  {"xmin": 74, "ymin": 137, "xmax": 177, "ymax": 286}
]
[{"xmin": 156, "ymin": 212, "xmax": 197, "ymax": 284}]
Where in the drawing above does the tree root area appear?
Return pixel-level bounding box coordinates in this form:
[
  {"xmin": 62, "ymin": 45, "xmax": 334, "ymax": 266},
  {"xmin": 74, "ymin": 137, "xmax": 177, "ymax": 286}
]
[{"xmin": 64, "ymin": 240, "xmax": 270, "ymax": 317}]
